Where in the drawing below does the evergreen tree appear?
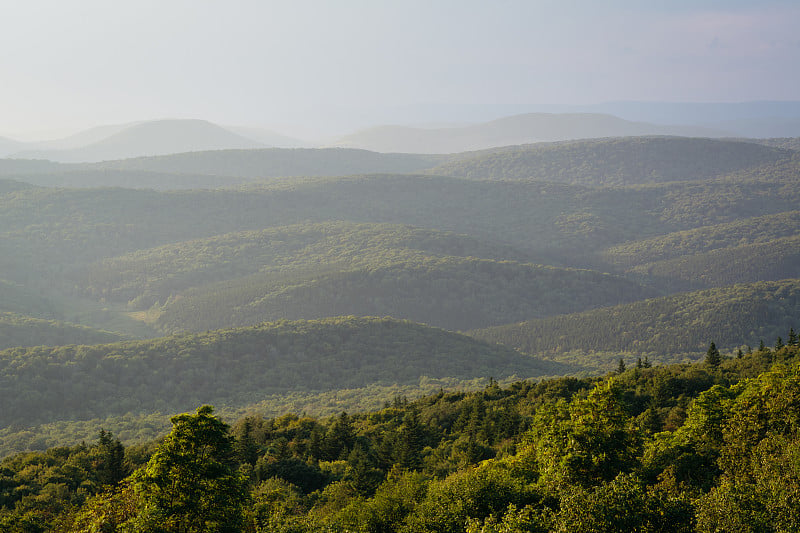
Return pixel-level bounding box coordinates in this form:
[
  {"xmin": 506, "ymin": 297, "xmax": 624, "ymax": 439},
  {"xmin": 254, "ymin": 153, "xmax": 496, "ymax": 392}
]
[
  {"xmin": 395, "ymin": 408, "xmax": 425, "ymax": 470},
  {"xmin": 706, "ymin": 342, "xmax": 721, "ymax": 368},
  {"xmin": 96, "ymin": 429, "xmax": 126, "ymax": 486},
  {"xmin": 776, "ymin": 336, "xmax": 785, "ymax": 350},
  {"xmin": 233, "ymin": 418, "xmax": 259, "ymax": 465},
  {"xmin": 321, "ymin": 412, "xmax": 355, "ymax": 460},
  {"xmin": 617, "ymin": 359, "xmax": 626, "ymax": 374},
  {"xmin": 789, "ymin": 328, "xmax": 798, "ymax": 346}
]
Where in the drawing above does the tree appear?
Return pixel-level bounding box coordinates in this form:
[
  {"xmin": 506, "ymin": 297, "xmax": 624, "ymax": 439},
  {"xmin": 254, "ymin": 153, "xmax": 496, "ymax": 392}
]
[
  {"xmin": 530, "ymin": 380, "xmax": 640, "ymax": 489},
  {"xmin": 705, "ymin": 342, "xmax": 721, "ymax": 368},
  {"xmin": 321, "ymin": 411, "xmax": 355, "ymax": 461},
  {"xmin": 133, "ymin": 405, "xmax": 247, "ymax": 533},
  {"xmin": 395, "ymin": 408, "xmax": 426, "ymax": 470},
  {"xmin": 96, "ymin": 429, "xmax": 126, "ymax": 486},
  {"xmin": 617, "ymin": 358, "xmax": 626, "ymax": 374},
  {"xmin": 789, "ymin": 328, "xmax": 798, "ymax": 347}
]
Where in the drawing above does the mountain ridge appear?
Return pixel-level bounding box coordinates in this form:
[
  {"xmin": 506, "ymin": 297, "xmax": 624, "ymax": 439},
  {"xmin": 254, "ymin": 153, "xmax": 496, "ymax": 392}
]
[
  {"xmin": 10, "ymin": 119, "xmax": 265, "ymax": 162},
  {"xmin": 330, "ymin": 113, "xmax": 732, "ymax": 153}
]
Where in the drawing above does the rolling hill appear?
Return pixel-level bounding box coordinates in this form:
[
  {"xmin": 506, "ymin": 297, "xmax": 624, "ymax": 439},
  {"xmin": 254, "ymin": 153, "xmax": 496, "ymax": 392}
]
[
  {"xmin": 0, "ymin": 317, "xmax": 573, "ymax": 427},
  {"xmin": 0, "ymin": 148, "xmax": 443, "ymax": 190},
  {"xmin": 0, "ymin": 312, "xmax": 124, "ymax": 350},
  {"xmin": 428, "ymin": 136, "xmax": 791, "ymax": 185},
  {"xmin": 87, "ymin": 147, "xmax": 442, "ymax": 178},
  {"xmin": 624, "ymin": 235, "xmax": 800, "ymax": 291},
  {"xmin": 76, "ymin": 222, "xmax": 547, "ymax": 306},
  {"xmin": 602, "ymin": 210, "xmax": 800, "ymax": 268},
  {"xmin": 468, "ymin": 279, "xmax": 800, "ymax": 363},
  {"xmin": 10, "ymin": 119, "xmax": 265, "ymax": 162},
  {"xmin": 0, "ymin": 132, "xmax": 797, "ymax": 464},
  {"xmin": 2, "ymin": 172, "xmax": 799, "ymax": 299},
  {"xmin": 152, "ymin": 257, "xmax": 652, "ymax": 333},
  {"xmin": 0, "ymin": 178, "xmax": 34, "ymax": 194},
  {"xmin": 330, "ymin": 113, "xmax": 728, "ymax": 153},
  {"xmin": 72, "ymin": 222, "xmax": 649, "ymax": 333},
  {"xmin": 0, "ymin": 136, "xmax": 25, "ymax": 158}
]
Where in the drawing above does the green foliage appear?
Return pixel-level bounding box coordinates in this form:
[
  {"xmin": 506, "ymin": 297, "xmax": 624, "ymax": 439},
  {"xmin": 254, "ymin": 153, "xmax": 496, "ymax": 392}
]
[
  {"xmin": 90, "ymin": 147, "xmax": 443, "ymax": 180},
  {"xmin": 0, "ymin": 311, "xmax": 124, "ymax": 350},
  {"xmin": 154, "ymin": 255, "xmax": 650, "ymax": 333},
  {"xmin": 429, "ymin": 136, "xmax": 790, "ymax": 186},
  {"xmin": 603, "ymin": 210, "xmax": 800, "ymax": 268},
  {"xmin": 553, "ymin": 473, "xmax": 693, "ymax": 533},
  {"xmin": 625, "ymin": 235, "xmax": 800, "ymax": 291},
  {"xmin": 133, "ymin": 405, "xmax": 247, "ymax": 532},
  {"xmin": 0, "ymin": 317, "xmax": 571, "ymax": 431},
  {"xmin": 469, "ymin": 279, "xmax": 800, "ymax": 359},
  {"xmin": 705, "ymin": 342, "xmax": 721, "ymax": 368},
  {"xmin": 78, "ymin": 222, "xmax": 539, "ymax": 307},
  {"xmin": 1, "ymin": 344, "xmax": 799, "ymax": 531},
  {"xmin": 402, "ymin": 464, "xmax": 539, "ymax": 533},
  {"xmin": 529, "ymin": 380, "xmax": 640, "ymax": 489}
]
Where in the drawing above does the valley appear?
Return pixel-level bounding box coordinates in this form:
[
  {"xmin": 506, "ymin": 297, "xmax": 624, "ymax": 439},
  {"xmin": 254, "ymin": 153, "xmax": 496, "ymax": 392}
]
[{"xmin": 1, "ymin": 128, "xmax": 799, "ymax": 531}]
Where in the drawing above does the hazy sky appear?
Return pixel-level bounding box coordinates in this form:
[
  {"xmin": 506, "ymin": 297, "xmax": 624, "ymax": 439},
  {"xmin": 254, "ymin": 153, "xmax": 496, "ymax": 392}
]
[{"xmin": 2, "ymin": 0, "xmax": 799, "ymax": 139}]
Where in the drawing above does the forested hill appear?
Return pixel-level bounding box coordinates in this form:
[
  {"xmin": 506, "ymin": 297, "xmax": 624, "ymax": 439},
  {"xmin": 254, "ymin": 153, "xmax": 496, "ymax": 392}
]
[
  {"xmin": 4, "ymin": 341, "xmax": 800, "ymax": 531},
  {"xmin": 428, "ymin": 136, "xmax": 791, "ymax": 185},
  {"xmin": 0, "ymin": 148, "xmax": 443, "ymax": 189},
  {"xmin": 469, "ymin": 279, "xmax": 800, "ymax": 365},
  {"xmin": 0, "ymin": 312, "xmax": 124, "ymax": 350},
  {"xmin": 77, "ymin": 222, "xmax": 547, "ymax": 305},
  {"xmin": 88, "ymin": 148, "xmax": 443, "ymax": 177},
  {"xmin": 329, "ymin": 113, "xmax": 727, "ymax": 153},
  {"xmin": 0, "ymin": 279, "xmax": 58, "ymax": 318},
  {"xmin": 73, "ymin": 222, "xmax": 651, "ymax": 333},
  {"xmin": 4, "ymin": 136, "xmax": 794, "ymax": 191},
  {"xmin": 752, "ymin": 136, "xmax": 800, "ymax": 150},
  {"xmin": 603, "ymin": 210, "xmax": 800, "ymax": 268},
  {"xmin": 4, "ymin": 174, "xmax": 798, "ymax": 272},
  {"xmin": 153, "ymin": 257, "xmax": 651, "ymax": 333},
  {"xmin": 599, "ymin": 210, "xmax": 800, "ymax": 291},
  {"xmin": 0, "ymin": 178, "xmax": 34, "ymax": 194},
  {"xmin": 0, "ymin": 317, "xmax": 572, "ymax": 428},
  {"xmin": 622, "ymin": 234, "xmax": 800, "ymax": 292}
]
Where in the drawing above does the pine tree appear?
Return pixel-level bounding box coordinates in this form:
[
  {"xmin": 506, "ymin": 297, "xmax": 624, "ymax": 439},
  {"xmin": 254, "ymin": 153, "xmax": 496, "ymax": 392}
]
[
  {"xmin": 96, "ymin": 429, "xmax": 126, "ymax": 486},
  {"xmin": 395, "ymin": 408, "xmax": 425, "ymax": 470},
  {"xmin": 789, "ymin": 328, "xmax": 798, "ymax": 346},
  {"xmin": 705, "ymin": 342, "xmax": 721, "ymax": 368},
  {"xmin": 776, "ymin": 336, "xmax": 785, "ymax": 350},
  {"xmin": 233, "ymin": 418, "xmax": 259, "ymax": 465},
  {"xmin": 617, "ymin": 358, "xmax": 626, "ymax": 374}
]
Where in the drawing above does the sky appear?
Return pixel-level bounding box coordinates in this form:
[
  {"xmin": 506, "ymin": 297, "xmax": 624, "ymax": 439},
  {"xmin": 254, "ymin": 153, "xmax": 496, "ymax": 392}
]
[{"xmin": 2, "ymin": 0, "xmax": 799, "ymax": 139}]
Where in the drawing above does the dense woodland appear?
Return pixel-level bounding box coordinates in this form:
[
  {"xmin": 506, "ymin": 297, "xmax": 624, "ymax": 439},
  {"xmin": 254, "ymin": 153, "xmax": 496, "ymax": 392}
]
[
  {"xmin": 2, "ymin": 341, "xmax": 800, "ymax": 531},
  {"xmin": 428, "ymin": 136, "xmax": 793, "ymax": 185},
  {"xmin": 0, "ymin": 134, "xmax": 799, "ymax": 530}
]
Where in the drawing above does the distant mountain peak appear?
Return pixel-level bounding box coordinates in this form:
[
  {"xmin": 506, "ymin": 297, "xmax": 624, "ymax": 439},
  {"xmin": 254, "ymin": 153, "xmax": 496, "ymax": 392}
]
[
  {"xmin": 9, "ymin": 119, "xmax": 266, "ymax": 163},
  {"xmin": 329, "ymin": 112, "xmax": 733, "ymax": 154}
]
